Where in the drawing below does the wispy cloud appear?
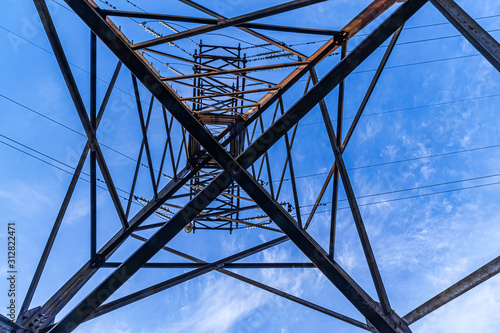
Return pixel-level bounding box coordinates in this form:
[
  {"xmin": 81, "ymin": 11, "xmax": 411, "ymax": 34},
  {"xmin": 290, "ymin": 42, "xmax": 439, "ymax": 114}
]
[
  {"xmin": 163, "ymin": 277, "xmax": 269, "ymax": 333},
  {"xmin": 411, "ymin": 277, "xmax": 500, "ymax": 333}
]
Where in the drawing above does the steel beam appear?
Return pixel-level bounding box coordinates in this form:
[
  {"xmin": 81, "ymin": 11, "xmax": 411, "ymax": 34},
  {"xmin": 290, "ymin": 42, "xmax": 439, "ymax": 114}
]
[
  {"xmin": 320, "ymin": 87, "xmax": 393, "ymax": 316},
  {"xmin": 161, "ymin": 61, "xmax": 309, "ymax": 81},
  {"xmin": 178, "ymin": 0, "xmax": 342, "ymax": 121},
  {"xmin": 90, "ymin": 31, "xmax": 97, "ymax": 261},
  {"xmin": 85, "ymin": 236, "xmax": 288, "ymax": 317},
  {"xmin": 278, "ymin": 98, "xmax": 302, "ymax": 227},
  {"xmin": 430, "ymin": 0, "xmax": 500, "ymax": 71},
  {"xmin": 180, "ymin": 87, "xmax": 278, "ymax": 100},
  {"xmin": 86, "ymin": 235, "xmax": 369, "ymax": 331},
  {"xmin": 100, "ymin": 9, "xmax": 340, "ymax": 36},
  {"xmin": 22, "ymin": 19, "xmax": 214, "ymax": 320},
  {"xmin": 19, "ymin": 146, "xmax": 90, "ymax": 320},
  {"xmin": 132, "ymin": 76, "xmax": 158, "ymax": 198},
  {"xmin": 304, "ymin": 26, "xmax": 404, "ymax": 235},
  {"xmin": 404, "ymin": 255, "xmax": 500, "ymax": 324},
  {"xmin": 221, "ymin": 270, "xmax": 370, "ymax": 331},
  {"xmin": 168, "ymin": 0, "xmax": 393, "ymax": 173},
  {"xmin": 304, "ymin": 164, "xmax": 335, "ymax": 230},
  {"xmin": 1, "ymin": 314, "xmax": 24, "ymax": 332},
  {"xmin": 51, "ymin": 1, "xmax": 426, "ymax": 332},
  {"xmin": 156, "ymin": 107, "xmax": 175, "ymax": 187},
  {"xmin": 101, "ymin": 262, "xmax": 316, "ymax": 269},
  {"xmin": 131, "ymin": 0, "xmax": 326, "ymax": 49},
  {"xmin": 17, "ymin": 57, "xmax": 121, "ymax": 319},
  {"xmin": 206, "ymin": 0, "xmax": 426, "ymax": 328},
  {"xmin": 34, "ymin": 0, "xmax": 128, "ymax": 229},
  {"xmin": 342, "ymin": 0, "xmax": 399, "ymax": 40},
  {"xmin": 179, "ymin": 0, "xmax": 401, "ymax": 131},
  {"xmin": 330, "ymin": 41, "xmax": 347, "ymax": 259},
  {"xmin": 91, "ymin": 235, "xmax": 369, "ymax": 331},
  {"xmin": 146, "ymin": 48, "xmax": 275, "ymax": 86},
  {"xmin": 305, "ymin": 26, "xmax": 404, "ymax": 256},
  {"xmin": 29, "ymin": 167, "xmax": 198, "ymax": 330},
  {"xmin": 342, "ymin": 25, "xmax": 404, "ymax": 151},
  {"xmin": 125, "ymin": 95, "xmax": 154, "ymax": 218}
]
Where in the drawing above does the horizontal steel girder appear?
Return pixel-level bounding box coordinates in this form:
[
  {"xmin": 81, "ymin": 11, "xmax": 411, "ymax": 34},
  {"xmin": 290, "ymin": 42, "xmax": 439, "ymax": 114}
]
[
  {"xmin": 100, "ymin": 9, "xmax": 340, "ymax": 36},
  {"xmin": 131, "ymin": 0, "xmax": 327, "ymax": 49}
]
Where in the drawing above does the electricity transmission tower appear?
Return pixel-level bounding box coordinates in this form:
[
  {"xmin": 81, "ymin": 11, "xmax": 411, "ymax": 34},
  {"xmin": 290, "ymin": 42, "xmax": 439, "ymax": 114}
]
[{"xmin": 2, "ymin": 0, "xmax": 499, "ymax": 332}]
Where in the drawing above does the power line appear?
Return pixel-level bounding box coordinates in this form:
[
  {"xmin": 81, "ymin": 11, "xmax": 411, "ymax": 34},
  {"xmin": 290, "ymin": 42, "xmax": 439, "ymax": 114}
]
[
  {"xmin": 396, "ymin": 14, "xmax": 500, "ymax": 31},
  {"xmin": 15, "ymin": 0, "xmax": 500, "ymax": 58},
  {"xmin": 303, "ymin": 179, "xmax": 500, "ymax": 216},
  {"xmin": 0, "ymin": 134, "xmax": 258, "ymax": 224},
  {"xmin": 3, "ymin": 130, "xmax": 500, "ymax": 222},
  {"xmin": 0, "ymin": 24, "xmax": 161, "ymax": 112},
  {"xmin": 52, "ymin": 0, "xmax": 284, "ymax": 55},
  {"xmin": 0, "ymin": 138, "xmax": 77, "ymax": 177},
  {"xmin": 0, "ymin": 93, "xmax": 139, "ymax": 163},
  {"xmin": 349, "ymin": 144, "xmax": 500, "ymax": 171},
  {"xmin": 2, "ymin": 17, "xmax": 496, "ymax": 113},
  {"xmin": 55, "ymin": 0, "xmax": 500, "ymax": 65},
  {"xmin": 348, "ymin": 180, "xmax": 500, "ymax": 209},
  {"xmin": 300, "ymin": 172, "xmax": 500, "ymax": 208},
  {"xmin": 3, "ymin": 8, "xmax": 500, "ymax": 194},
  {"xmin": 299, "ymin": 93, "xmax": 500, "ymax": 127},
  {"xmin": 0, "ymin": 137, "xmax": 131, "ymax": 196},
  {"xmin": 0, "ymin": 93, "xmax": 82, "ymax": 136},
  {"xmin": 286, "ymin": 143, "xmax": 500, "ymax": 182},
  {"xmin": 393, "ymin": 29, "xmax": 500, "ymax": 47},
  {"xmin": 350, "ymin": 93, "xmax": 500, "ymax": 119},
  {"xmin": 354, "ymin": 53, "xmax": 482, "ymax": 74},
  {"xmin": 254, "ymin": 15, "xmax": 500, "ymax": 50},
  {"xmin": 51, "ymin": 0, "xmax": 500, "ymax": 37},
  {"xmin": 0, "ymin": 137, "xmax": 147, "ymax": 212},
  {"xmin": 50, "ymin": 0, "xmax": 73, "ymax": 12},
  {"xmin": 352, "ymin": 14, "xmax": 500, "ymax": 38},
  {"xmin": 2, "ymin": 90, "xmax": 500, "ymax": 181},
  {"xmin": 0, "ymin": 134, "xmax": 131, "ymax": 194}
]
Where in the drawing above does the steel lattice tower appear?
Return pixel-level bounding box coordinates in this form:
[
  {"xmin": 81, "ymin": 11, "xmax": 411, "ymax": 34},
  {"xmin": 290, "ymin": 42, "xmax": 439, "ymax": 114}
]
[{"xmin": 2, "ymin": 0, "xmax": 499, "ymax": 332}]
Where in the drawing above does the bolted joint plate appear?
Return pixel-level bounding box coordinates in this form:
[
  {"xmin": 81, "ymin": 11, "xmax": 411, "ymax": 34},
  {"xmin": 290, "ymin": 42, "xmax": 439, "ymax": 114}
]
[{"xmin": 90, "ymin": 254, "xmax": 106, "ymax": 268}]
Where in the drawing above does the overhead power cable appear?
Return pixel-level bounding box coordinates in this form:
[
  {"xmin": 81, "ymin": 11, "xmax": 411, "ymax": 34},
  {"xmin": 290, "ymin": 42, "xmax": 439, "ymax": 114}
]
[
  {"xmin": 279, "ymin": 143, "xmax": 500, "ymax": 182},
  {"xmin": 299, "ymin": 172, "xmax": 500, "ymax": 209},
  {"xmin": 3, "ymin": 132, "xmax": 500, "ymax": 223},
  {"xmin": 0, "ymin": 93, "xmax": 138, "ymax": 163},
  {"xmin": 2, "ymin": 91, "xmax": 499, "ymax": 177},
  {"xmin": 300, "ymin": 93, "xmax": 500, "ymax": 127},
  {"xmin": 304, "ymin": 178, "xmax": 500, "ymax": 215}
]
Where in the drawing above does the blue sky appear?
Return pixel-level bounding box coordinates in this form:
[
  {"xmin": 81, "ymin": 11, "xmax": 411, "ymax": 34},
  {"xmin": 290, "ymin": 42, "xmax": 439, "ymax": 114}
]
[{"xmin": 1, "ymin": 0, "xmax": 500, "ymax": 332}]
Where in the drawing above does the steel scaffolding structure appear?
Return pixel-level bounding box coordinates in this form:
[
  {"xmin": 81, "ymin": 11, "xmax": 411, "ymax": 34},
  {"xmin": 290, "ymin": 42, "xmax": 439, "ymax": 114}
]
[{"xmin": 5, "ymin": 0, "xmax": 499, "ymax": 332}]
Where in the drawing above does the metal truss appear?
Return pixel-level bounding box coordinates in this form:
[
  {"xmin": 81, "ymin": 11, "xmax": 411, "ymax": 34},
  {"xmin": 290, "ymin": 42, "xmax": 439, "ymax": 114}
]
[{"xmin": 8, "ymin": 0, "xmax": 499, "ymax": 332}]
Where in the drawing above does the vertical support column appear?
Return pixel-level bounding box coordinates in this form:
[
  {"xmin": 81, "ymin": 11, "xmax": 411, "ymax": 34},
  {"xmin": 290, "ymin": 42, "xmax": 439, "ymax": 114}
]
[
  {"xmin": 90, "ymin": 31, "xmax": 97, "ymax": 261},
  {"xmin": 329, "ymin": 41, "xmax": 346, "ymax": 259}
]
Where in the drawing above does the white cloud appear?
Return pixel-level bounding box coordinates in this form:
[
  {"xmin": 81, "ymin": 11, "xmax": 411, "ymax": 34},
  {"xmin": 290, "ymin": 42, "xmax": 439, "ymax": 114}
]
[
  {"xmin": 77, "ymin": 315, "xmax": 131, "ymax": 333},
  {"xmin": 411, "ymin": 277, "xmax": 500, "ymax": 333},
  {"xmin": 336, "ymin": 242, "xmax": 358, "ymax": 272},
  {"xmin": 260, "ymin": 246, "xmax": 310, "ymax": 296},
  {"xmin": 163, "ymin": 277, "xmax": 269, "ymax": 333},
  {"xmin": 0, "ymin": 181, "xmax": 55, "ymax": 214}
]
